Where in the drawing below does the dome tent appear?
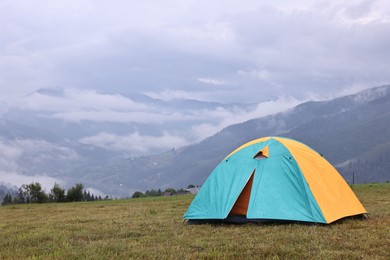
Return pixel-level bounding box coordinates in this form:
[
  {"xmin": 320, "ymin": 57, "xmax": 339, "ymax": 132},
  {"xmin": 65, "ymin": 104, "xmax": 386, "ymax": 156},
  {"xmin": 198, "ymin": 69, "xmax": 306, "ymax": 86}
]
[{"xmin": 184, "ymin": 137, "xmax": 366, "ymax": 224}]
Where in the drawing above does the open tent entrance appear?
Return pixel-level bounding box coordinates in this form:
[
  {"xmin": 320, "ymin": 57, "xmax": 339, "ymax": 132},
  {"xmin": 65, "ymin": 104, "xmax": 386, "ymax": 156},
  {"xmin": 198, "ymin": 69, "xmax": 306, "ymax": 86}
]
[{"xmin": 229, "ymin": 170, "xmax": 255, "ymax": 217}]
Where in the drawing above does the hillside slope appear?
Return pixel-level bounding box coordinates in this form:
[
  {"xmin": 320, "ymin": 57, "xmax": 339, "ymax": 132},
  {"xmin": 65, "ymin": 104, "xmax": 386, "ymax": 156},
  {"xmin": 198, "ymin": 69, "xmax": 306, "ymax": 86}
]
[
  {"xmin": 1, "ymin": 85, "xmax": 389, "ymax": 197},
  {"xmin": 103, "ymin": 85, "xmax": 390, "ymax": 194}
]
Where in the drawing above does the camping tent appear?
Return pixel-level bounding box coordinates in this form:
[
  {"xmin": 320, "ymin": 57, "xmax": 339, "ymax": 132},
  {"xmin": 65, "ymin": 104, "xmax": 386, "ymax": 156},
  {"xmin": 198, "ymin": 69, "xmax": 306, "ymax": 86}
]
[{"xmin": 184, "ymin": 136, "xmax": 366, "ymax": 224}]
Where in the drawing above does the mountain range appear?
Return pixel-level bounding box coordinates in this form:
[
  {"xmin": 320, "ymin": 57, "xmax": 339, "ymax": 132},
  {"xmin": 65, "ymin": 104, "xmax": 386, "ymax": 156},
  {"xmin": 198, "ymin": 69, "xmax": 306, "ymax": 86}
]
[
  {"xmin": 91, "ymin": 85, "xmax": 389, "ymax": 196},
  {"xmin": 0, "ymin": 85, "xmax": 389, "ymax": 197}
]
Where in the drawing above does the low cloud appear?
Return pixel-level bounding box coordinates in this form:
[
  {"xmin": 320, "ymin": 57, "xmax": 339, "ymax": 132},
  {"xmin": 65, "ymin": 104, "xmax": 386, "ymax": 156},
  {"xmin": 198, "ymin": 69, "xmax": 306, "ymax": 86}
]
[
  {"xmin": 143, "ymin": 89, "xmax": 215, "ymax": 102},
  {"xmin": 17, "ymin": 88, "xmax": 147, "ymax": 112},
  {"xmin": 85, "ymin": 187, "xmax": 106, "ymax": 198},
  {"xmin": 12, "ymin": 87, "xmax": 205, "ymax": 124},
  {"xmin": 75, "ymin": 94, "xmax": 301, "ymax": 151},
  {"xmin": 0, "ymin": 138, "xmax": 80, "ymax": 190},
  {"xmin": 0, "ymin": 171, "xmax": 63, "ymax": 192},
  {"xmin": 198, "ymin": 77, "xmax": 228, "ymax": 86},
  {"xmin": 191, "ymin": 96, "xmax": 301, "ymax": 142},
  {"xmin": 51, "ymin": 110, "xmax": 193, "ymax": 124},
  {"xmin": 3, "ymin": 86, "xmax": 304, "ymax": 155},
  {"xmin": 14, "ymin": 139, "xmax": 81, "ymax": 162},
  {"xmin": 0, "ymin": 140, "xmax": 23, "ymax": 172},
  {"xmin": 79, "ymin": 131, "xmax": 188, "ymax": 155}
]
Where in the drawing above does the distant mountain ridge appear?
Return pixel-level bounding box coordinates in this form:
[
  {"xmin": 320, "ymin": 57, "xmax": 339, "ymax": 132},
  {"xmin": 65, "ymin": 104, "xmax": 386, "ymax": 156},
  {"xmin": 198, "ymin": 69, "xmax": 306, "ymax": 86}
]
[
  {"xmin": 0, "ymin": 85, "xmax": 389, "ymax": 197},
  {"xmin": 3, "ymin": 87, "xmax": 256, "ymax": 143},
  {"xmin": 76, "ymin": 85, "xmax": 390, "ymax": 196}
]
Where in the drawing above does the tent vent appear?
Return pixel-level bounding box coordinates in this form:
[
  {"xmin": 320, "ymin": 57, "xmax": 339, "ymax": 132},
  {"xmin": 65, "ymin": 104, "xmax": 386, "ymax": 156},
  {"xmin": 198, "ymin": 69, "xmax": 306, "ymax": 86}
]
[
  {"xmin": 253, "ymin": 151, "xmax": 266, "ymax": 160},
  {"xmin": 253, "ymin": 145, "xmax": 269, "ymax": 160}
]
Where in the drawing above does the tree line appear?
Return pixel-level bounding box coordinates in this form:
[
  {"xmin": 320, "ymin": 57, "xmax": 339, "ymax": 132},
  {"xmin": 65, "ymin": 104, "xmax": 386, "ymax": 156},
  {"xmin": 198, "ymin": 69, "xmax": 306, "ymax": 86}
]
[
  {"xmin": 131, "ymin": 184, "xmax": 197, "ymax": 198},
  {"xmin": 1, "ymin": 182, "xmax": 106, "ymax": 206}
]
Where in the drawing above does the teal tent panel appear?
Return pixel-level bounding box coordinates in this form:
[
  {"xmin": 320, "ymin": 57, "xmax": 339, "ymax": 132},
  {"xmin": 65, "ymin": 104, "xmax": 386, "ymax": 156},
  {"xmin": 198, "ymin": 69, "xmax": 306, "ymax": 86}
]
[
  {"xmin": 183, "ymin": 151, "xmax": 257, "ymax": 220},
  {"xmin": 247, "ymin": 141, "xmax": 326, "ymax": 223}
]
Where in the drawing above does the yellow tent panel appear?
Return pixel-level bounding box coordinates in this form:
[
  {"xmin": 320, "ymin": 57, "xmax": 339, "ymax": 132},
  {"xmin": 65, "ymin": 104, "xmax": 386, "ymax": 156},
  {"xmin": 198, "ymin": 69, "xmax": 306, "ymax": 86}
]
[{"xmin": 275, "ymin": 137, "xmax": 367, "ymax": 223}]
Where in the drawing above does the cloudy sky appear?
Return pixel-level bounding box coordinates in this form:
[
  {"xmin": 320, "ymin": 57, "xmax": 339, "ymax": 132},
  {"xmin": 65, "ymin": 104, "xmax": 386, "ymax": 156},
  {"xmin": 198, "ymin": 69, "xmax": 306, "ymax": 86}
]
[
  {"xmin": 1, "ymin": 0, "xmax": 390, "ymax": 192},
  {"xmin": 1, "ymin": 0, "xmax": 390, "ymax": 159},
  {"xmin": 1, "ymin": 0, "xmax": 390, "ymax": 103}
]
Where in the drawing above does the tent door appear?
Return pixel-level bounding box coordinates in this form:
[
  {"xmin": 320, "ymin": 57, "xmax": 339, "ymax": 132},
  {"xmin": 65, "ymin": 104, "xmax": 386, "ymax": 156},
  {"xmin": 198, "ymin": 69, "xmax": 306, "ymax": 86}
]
[{"xmin": 229, "ymin": 171, "xmax": 255, "ymax": 216}]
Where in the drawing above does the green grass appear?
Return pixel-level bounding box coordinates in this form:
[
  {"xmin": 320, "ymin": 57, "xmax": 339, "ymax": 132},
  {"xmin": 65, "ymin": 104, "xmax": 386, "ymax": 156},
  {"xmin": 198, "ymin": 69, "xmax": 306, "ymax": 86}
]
[{"xmin": 0, "ymin": 183, "xmax": 389, "ymax": 259}]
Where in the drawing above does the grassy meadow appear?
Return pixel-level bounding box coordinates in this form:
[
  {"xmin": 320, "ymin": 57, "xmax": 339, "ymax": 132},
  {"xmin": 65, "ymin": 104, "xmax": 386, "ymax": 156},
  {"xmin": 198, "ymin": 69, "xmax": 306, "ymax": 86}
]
[{"xmin": 0, "ymin": 183, "xmax": 389, "ymax": 259}]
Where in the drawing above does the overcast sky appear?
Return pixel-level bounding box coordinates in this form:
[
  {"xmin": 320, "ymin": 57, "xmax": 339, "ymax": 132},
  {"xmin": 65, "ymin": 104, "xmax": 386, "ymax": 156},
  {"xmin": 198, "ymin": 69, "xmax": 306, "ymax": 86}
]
[
  {"xmin": 1, "ymin": 0, "xmax": 390, "ymax": 103},
  {"xmin": 1, "ymin": 0, "xmax": 390, "ymax": 193}
]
